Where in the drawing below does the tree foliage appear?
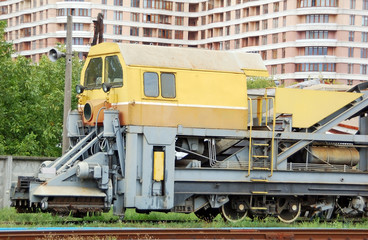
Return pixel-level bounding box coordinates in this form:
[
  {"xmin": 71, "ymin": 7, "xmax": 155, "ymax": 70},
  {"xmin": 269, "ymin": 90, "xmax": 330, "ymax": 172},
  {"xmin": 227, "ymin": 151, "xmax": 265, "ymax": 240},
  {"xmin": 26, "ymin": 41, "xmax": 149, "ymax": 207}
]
[
  {"xmin": 247, "ymin": 76, "xmax": 277, "ymax": 89},
  {"xmin": 0, "ymin": 21, "xmax": 83, "ymax": 157}
]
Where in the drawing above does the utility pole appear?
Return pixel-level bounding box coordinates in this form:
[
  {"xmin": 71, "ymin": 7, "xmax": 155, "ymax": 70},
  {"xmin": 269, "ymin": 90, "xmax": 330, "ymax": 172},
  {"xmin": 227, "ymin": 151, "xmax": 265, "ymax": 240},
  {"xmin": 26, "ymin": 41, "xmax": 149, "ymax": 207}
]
[{"xmin": 62, "ymin": 15, "xmax": 72, "ymax": 153}]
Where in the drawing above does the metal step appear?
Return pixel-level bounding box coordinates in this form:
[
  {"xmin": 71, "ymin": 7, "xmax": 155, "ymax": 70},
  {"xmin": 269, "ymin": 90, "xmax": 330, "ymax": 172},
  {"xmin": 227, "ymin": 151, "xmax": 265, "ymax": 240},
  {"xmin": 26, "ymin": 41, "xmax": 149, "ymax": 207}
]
[
  {"xmin": 250, "ymin": 178, "xmax": 269, "ymax": 182},
  {"xmin": 251, "ymin": 191, "xmax": 268, "ymax": 194},
  {"xmin": 250, "ymin": 207, "xmax": 268, "ymax": 210},
  {"xmin": 252, "ymin": 155, "xmax": 269, "ymax": 158},
  {"xmin": 252, "ymin": 167, "xmax": 270, "ymax": 170}
]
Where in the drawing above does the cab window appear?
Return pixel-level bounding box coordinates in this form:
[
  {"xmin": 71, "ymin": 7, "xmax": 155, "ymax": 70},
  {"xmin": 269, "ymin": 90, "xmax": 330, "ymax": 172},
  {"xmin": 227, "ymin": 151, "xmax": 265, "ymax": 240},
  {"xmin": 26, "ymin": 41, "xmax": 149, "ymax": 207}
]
[
  {"xmin": 84, "ymin": 57, "xmax": 103, "ymax": 89},
  {"xmin": 161, "ymin": 73, "xmax": 176, "ymax": 98},
  {"xmin": 144, "ymin": 72, "xmax": 159, "ymax": 97},
  {"xmin": 105, "ymin": 55, "xmax": 123, "ymax": 86}
]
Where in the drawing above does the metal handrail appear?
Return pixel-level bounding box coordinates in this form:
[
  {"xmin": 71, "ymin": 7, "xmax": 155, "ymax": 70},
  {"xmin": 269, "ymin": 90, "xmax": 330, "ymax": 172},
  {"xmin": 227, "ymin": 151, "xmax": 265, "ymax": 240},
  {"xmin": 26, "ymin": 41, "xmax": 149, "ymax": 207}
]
[{"xmin": 247, "ymin": 97, "xmax": 253, "ymax": 177}]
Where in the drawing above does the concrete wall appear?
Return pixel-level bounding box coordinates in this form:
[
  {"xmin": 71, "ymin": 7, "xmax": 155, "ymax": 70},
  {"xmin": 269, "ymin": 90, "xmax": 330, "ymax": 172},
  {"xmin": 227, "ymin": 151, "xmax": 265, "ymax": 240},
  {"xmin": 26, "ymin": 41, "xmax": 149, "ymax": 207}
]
[{"xmin": 0, "ymin": 156, "xmax": 56, "ymax": 208}]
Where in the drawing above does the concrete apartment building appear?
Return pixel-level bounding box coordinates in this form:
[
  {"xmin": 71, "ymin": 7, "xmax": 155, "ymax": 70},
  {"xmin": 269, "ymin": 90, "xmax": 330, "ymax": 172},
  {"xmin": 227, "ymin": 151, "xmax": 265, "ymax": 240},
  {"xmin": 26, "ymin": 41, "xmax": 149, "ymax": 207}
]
[{"xmin": 1, "ymin": 0, "xmax": 368, "ymax": 86}]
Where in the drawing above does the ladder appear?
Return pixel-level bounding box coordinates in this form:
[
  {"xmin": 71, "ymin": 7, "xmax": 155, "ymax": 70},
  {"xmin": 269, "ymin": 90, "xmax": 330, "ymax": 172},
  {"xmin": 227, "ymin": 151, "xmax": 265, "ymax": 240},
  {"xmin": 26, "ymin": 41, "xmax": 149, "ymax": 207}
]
[{"xmin": 247, "ymin": 91, "xmax": 276, "ymax": 177}]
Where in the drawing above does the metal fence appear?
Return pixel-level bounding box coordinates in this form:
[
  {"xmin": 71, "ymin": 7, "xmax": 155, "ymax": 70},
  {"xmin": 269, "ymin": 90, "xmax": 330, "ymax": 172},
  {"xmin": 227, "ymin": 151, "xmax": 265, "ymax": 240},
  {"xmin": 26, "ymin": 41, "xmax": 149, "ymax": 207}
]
[{"xmin": 0, "ymin": 156, "xmax": 56, "ymax": 208}]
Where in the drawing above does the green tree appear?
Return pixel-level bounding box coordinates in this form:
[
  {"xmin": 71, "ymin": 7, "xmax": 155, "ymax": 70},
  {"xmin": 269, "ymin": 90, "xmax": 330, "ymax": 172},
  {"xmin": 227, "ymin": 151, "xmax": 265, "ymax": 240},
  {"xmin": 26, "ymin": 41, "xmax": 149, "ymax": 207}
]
[
  {"xmin": 247, "ymin": 76, "xmax": 277, "ymax": 89},
  {"xmin": 0, "ymin": 21, "xmax": 83, "ymax": 156}
]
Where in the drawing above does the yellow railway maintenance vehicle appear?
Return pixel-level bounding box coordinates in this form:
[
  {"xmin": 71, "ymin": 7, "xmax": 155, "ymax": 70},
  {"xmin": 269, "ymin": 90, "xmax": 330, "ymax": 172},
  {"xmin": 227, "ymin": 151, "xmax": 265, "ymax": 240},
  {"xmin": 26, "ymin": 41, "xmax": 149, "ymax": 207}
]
[{"xmin": 11, "ymin": 43, "xmax": 368, "ymax": 223}]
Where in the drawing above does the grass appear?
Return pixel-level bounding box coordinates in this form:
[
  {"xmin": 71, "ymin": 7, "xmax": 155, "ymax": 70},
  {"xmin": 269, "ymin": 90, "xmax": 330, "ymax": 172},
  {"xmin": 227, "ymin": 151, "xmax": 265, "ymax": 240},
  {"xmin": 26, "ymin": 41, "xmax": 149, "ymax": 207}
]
[{"xmin": 0, "ymin": 207, "xmax": 367, "ymax": 229}]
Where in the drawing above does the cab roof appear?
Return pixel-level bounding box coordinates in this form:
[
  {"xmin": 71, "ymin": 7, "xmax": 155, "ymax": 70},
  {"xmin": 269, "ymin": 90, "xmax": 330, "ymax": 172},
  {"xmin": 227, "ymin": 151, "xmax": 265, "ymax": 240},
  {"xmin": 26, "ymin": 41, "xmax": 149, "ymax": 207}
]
[{"xmin": 88, "ymin": 42, "xmax": 268, "ymax": 75}]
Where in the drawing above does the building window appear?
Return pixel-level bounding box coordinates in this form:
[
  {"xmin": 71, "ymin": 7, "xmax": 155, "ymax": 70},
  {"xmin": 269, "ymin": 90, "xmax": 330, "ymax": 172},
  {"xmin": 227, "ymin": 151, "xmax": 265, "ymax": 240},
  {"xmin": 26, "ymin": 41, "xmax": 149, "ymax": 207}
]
[
  {"xmin": 350, "ymin": 0, "xmax": 356, "ymax": 9},
  {"xmin": 144, "ymin": 72, "xmax": 159, "ymax": 97},
  {"xmin": 102, "ymin": 0, "xmax": 107, "ymax": 4},
  {"xmin": 202, "ymin": 16, "xmax": 206, "ymax": 24},
  {"xmin": 236, "ymin": 9, "xmax": 240, "ymax": 19},
  {"xmin": 350, "ymin": 15, "xmax": 355, "ymax": 25},
  {"xmin": 361, "ymin": 48, "xmax": 368, "ymax": 58},
  {"xmin": 349, "ymin": 31, "xmax": 355, "ymax": 41},
  {"xmin": 361, "ymin": 64, "xmax": 368, "ymax": 74},
  {"xmin": 272, "ymin": 49, "xmax": 277, "ymax": 59},
  {"xmin": 114, "ymin": 0, "xmax": 122, "ymax": 6},
  {"xmin": 297, "ymin": 0, "xmax": 337, "ymax": 7},
  {"xmin": 73, "ymin": 23, "xmax": 83, "ymax": 31},
  {"xmin": 72, "ymin": 37, "xmax": 83, "ymax": 45},
  {"xmin": 175, "ymin": 17, "xmax": 184, "ymax": 25},
  {"xmin": 348, "ymin": 79, "xmax": 353, "ymax": 85},
  {"xmin": 263, "ymin": 4, "xmax": 268, "ymax": 14},
  {"xmin": 273, "ymin": 2, "xmax": 279, "ymax": 12},
  {"xmin": 273, "ymin": 18, "xmax": 278, "ymax": 28},
  {"xmin": 283, "ymin": 0, "xmax": 287, "ymax": 10},
  {"xmin": 262, "ymin": 20, "xmax": 268, "ymax": 30},
  {"xmin": 226, "ymin": 11, "xmax": 231, "ymax": 21},
  {"xmin": 57, "ymin": 8, "xmax": 91, "ymax": 17},
  {"xmin": 225, "ymin": 41, "xmax": 230, "ymax": 50},
  {"xmin": 262, "ymin": 36, "xmax": 267, "ymax": 45},
  {"xmin": 143, "ymin": 28, "xmax": 153, "ymax": 37},
  {"xmin": 176, "ymin": 2, "xmax": 184, "ymax": 11},
  {"xmin": 306, "ymin": 15, "xmax": 329, "ymax": 23},
  {"xmin": 261, "ymin": 51, "xmax": 267, "ymax": 60},
  {"xmin": 364, "ymin": 0, "xmax": 368, "ymax": 10},
  {"xmin": 158, "ymin": 29, "xmax": 171, "ymax": 39},
  {"xmin": 272, "ymin": 33, "xmax": 278, "ymax": 43},
  {"xmin": 363, "ymin": 16, "xmax": 368, "ymax": 26},
  {"xmin": 131, "ymin": 13, "xmax": 140, "ymax": 22},
  {"xmin": 348, "ymin": 64, "xmax": 354, "ymax": 74},
  {"xmin": 114, "ymin": 11, "xmax": 123, "ymax": 20},
  {"xmin": 283, "ymin": 16, "xmax": 286, "ymax": 27},
  {"xmin": 235, "ymin": 39, "xmax": 240, "ymax": 49},
  {"xmin": 131, "ymin": 0, "xmax": 139, "ymax": 7},
  {"xmin": 175, "ymin": 30, "xmax": 183, "ymax": 39},
  {"xmin": 281, "ymin": 64, "xmax": 285, "ymax": 73},
  {"xmin": 113, "ymin": 25, "xmax": 122, "ymax": 35},
  {"xmin": 225, "ymin": 26, "xmax": 230, "ymax": 35},
  {"xmin": 130, "ymin": 27, "xmax": 139, "ymax": 36},
  {"xmin": 296, "ymin": 63, "xmax": 336, "ymax": 72},
  {"xmin": 362, "ymin": 32, "xmax": 368, "ymax": 42},
  {"xmin": 306, "ymin": 30, "xmax": 328, "ymax": 39},
  {"xmin": 282, "ymin": 32, "xmax": 286, "ymax": 42},
  {"xmin": 202, "ymin": 2, "xmax": 206, "ymax": 10},
  {"xmin": 255, "ymin": 21, "xmax": 260, "ymax": 31},
  {"xmin": 305, "ymin": 46, "xmax": 328, "ymax": 55},
  {"xmin": 271, "ymin": 65, "xmax": 277, "ymax": 75},
  {"xmin": 349, "ymin": 47, "xmax": 354, "ymax": 57},
  {"xmin": 235, "ymin": 24, "xmax": 240, "ymax": 34}
]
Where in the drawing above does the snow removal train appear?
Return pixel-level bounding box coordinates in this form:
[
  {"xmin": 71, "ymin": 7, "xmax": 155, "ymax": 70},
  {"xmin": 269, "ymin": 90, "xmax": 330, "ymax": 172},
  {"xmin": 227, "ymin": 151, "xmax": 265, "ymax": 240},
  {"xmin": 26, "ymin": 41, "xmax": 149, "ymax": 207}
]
[{"xmin": 11, "ymin": 43, "xmax": 368, "ymax": 223}]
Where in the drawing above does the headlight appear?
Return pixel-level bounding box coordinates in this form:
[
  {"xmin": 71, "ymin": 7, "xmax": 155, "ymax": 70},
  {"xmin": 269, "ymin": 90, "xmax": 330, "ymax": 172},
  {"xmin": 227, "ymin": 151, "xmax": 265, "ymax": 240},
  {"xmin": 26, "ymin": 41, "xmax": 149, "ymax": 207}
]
[
  {"xmin": 84, "ymin": 103, "xmax": 92, "ymax": 121},
  {"xmin": 102, "ymin": 83, "xmax": 112, "ymax": 93},
  {"xmin": 76, "ymin": 85, "xmax": 85, "ymax": 94}
]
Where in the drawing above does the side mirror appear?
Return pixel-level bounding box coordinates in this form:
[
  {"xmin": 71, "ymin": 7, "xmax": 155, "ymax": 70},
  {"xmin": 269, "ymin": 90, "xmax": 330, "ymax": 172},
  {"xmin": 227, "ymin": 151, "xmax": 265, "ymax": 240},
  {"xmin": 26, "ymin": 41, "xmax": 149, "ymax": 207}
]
[
  {"xmin": 76, "ymin": 85, "xmax": 85, "ymax": 94},
  {"xmin": 102, "ymin": 83, "xmax": 112, "ymax": 93},
  {"xmin": 48, "ymin": 48, "xmax": 66, "ymax": 62}
]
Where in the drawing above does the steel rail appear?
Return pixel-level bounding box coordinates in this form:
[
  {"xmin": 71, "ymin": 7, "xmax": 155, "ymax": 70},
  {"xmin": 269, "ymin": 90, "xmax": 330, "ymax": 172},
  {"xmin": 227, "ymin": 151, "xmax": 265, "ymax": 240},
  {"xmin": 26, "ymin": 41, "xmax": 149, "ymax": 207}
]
[{"xmin": 0, "ymin": 228, "xmax": 368, "ymax": 240}]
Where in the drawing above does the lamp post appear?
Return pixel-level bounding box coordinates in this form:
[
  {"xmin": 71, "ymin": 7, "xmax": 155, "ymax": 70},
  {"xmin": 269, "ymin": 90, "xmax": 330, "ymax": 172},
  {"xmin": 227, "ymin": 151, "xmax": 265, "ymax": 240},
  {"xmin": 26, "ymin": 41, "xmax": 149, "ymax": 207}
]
[{"xmin": 62, "ymin": 15, "xmax": 72, "ymax": 154}]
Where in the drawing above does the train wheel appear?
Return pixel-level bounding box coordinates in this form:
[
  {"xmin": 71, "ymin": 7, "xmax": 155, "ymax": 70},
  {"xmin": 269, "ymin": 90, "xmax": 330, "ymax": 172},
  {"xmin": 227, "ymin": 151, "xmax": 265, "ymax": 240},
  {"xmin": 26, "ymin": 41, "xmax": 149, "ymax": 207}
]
[
  {"xmin": 221, "ymin": 200, "xmax": 248, "ymax": 222},
  {"xmin": 195, "ymin": 206, "xmax": 219, "ymax": 222},
  {"xmin": 277, "ymin": 197, "xmax": 301, "ymax": 223}
]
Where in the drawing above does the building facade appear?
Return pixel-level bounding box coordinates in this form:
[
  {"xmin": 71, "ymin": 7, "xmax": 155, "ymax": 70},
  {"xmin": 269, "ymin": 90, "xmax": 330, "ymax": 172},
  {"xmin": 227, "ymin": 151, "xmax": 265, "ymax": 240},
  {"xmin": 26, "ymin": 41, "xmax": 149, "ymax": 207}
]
[{"xmin": 1, "ymin": 0, "xmax": 368, "ymax": 86}]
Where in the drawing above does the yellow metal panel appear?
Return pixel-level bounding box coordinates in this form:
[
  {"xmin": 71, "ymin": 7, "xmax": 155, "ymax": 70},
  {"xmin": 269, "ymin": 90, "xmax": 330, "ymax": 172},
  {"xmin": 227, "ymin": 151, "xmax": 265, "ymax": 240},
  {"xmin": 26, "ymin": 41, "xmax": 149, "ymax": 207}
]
[
  {"xmin": 243, "ymin": 69, "xmax": 269, "ymax": 77},
  {"xmin": 88, "ymin": 42, "xmax": 121, "ymax": 57},
  {"xmin": 153, "ymin": 151, "xmax": 165, "ymax": 181},
  {"xmin": 275, "ymin": 88, "xmax": 362, "ymax": 128}
]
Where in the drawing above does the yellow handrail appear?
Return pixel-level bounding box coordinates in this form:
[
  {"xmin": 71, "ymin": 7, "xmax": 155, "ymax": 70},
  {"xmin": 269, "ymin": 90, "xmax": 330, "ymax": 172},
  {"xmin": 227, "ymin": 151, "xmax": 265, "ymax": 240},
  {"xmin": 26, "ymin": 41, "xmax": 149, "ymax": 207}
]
[
  {"xmin": 262, "ymin": 97, "xmax": 276, "ymax": 177},
  {"xmin": 247, "ymin": 97, "xmax": 253, "ymax": 177},
  {"xmin": 263, "ymin": 88, "xmax": 276, "ymax": 177}
]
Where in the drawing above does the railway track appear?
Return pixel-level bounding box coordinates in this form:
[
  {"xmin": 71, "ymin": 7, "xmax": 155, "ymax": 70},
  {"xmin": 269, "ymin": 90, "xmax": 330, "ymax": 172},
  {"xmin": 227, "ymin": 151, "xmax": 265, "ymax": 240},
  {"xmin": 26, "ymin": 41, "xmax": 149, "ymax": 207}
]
[{"xmin": 0, "ymin": 228, "xmax": 367, "ymax": 240}]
